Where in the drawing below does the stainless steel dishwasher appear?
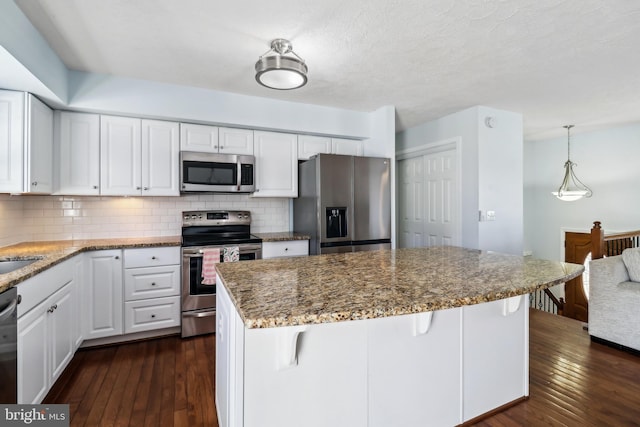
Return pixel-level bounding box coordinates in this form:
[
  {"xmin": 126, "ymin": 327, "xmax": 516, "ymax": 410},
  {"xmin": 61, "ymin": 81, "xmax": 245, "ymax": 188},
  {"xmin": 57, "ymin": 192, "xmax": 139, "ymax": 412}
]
[{"xmin": 0, "ymin": 287, "xmax": 17, "ymax": 403}]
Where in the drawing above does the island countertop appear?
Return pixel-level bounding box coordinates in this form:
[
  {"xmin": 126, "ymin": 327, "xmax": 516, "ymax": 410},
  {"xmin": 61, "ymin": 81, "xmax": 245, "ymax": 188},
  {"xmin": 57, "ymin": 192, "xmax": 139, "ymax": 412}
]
[{"xmin": 216, "ymin": 246, "xmax": 584, "ymax": 329}]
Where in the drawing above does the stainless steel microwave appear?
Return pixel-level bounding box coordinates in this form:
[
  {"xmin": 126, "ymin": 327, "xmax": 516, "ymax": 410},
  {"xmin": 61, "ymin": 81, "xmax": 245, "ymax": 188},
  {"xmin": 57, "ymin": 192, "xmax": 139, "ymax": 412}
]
[{"xmin": 180, "ymin": 152, "xmax": 255, "ymax": 193}]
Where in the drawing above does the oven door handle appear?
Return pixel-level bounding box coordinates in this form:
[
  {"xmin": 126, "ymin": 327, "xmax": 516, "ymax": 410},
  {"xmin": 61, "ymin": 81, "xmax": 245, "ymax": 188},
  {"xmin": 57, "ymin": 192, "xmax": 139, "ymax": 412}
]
[{"xmin": 183, "ymin": 311, "xmax": 217, "ymax": 318}]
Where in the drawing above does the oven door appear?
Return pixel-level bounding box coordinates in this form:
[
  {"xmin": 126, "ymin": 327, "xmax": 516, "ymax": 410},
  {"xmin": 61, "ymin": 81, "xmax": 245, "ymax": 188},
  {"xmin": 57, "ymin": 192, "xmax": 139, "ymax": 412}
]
[{"xmin": 181, "ymin": 243, "xmax": 262, "ymax": 312}]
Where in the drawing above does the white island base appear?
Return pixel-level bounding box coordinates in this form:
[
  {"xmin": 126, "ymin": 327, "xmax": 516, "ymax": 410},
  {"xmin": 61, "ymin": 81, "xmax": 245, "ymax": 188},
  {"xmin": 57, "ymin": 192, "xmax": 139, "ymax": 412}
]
[{"xmin": 216, "ymin": 284, "xmax": 528, "ymax": 427}]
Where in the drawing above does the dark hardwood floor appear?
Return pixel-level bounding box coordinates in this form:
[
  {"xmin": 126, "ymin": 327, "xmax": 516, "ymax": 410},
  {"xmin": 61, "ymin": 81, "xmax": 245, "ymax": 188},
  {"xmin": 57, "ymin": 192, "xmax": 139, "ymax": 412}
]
[{"xmin": 45, "ymin": 309, "xmax": 640, "ymax": 426}]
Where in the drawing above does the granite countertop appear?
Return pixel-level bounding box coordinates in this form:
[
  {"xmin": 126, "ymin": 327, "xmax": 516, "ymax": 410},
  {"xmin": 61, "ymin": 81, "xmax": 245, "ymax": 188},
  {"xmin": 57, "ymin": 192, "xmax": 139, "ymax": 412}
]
[
  {"xmin": 0, "ymin": 237, "xmax": 181, "ymax": 292},
  {"xmin": 255, "ymin": 232, "xmax": 311, "ymax": 242},
  {"xmin": 216, "ymin": 246, "xmax": 584, "ymax": 329}
]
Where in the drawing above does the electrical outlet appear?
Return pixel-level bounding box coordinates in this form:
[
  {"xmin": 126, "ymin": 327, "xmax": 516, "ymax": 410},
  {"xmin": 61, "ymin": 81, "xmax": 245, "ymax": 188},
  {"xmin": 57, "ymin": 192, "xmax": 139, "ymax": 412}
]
[{"xmin": 486, "ymin": 210, "xmax": 496, "ymax": 221}]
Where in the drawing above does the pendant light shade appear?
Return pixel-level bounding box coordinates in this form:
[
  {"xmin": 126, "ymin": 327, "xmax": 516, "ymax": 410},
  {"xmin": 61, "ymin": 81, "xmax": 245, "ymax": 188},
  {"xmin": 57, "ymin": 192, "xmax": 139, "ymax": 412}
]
[
  {"xmin": 255, "ymin": 39, "xmax": 308, "ymax": 90},
  {"xmin": 551, "ymin": 125, "xmax": 592, "ymax": 201}
]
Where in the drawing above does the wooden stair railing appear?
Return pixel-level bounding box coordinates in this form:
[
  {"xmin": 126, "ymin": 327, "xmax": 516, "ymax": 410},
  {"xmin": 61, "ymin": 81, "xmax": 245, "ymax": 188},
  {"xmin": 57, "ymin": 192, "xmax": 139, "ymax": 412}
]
[{"xmin": 591, "ymin": 220, "xmax": 640, "ymax": 259}]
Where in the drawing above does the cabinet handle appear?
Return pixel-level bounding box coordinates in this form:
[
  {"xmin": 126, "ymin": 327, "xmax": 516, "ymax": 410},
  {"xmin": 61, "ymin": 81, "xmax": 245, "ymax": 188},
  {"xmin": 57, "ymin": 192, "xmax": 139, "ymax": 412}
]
[
  {"xmin": 47, "ymin": 307, "xmax": 54, "ymax": 314},
  {"xmin": 93, "ymin": 185, "xmax": 98, "ymax": 189},
  {"xmin": 151, "ymin": 282, "xmax": 156, "ymax": 286},
  {"xmin": 285, "ymin": 247, "xmax": 288, "ymax": 251},
  {"xmin": 151, "ymin": 314, "xmax": 156, "ymax": 318},
  {"xmin": 115, "ymin": 256, "xmax": 120, "ymax": 260},
  {"xmin": 151, "ymin": 256, "xmax": 157, "ymax": 260},
  {"xmin": 214, "ymin": 145, "xmax": 219, "ymax": 149},
  {"xmin": 220, "ymin": 146, "xmax": 224, "ymax": 149},
  {"xmin": 143, "ymin": 187, "xmax": 149, "ymax": 191},
  {"xmin": 31, "ymin": 181, "xmax": 38, "ymax": 186},
  {"xmin": 136, "ymin": 186, "xmax": 142, "ymax": 190}
]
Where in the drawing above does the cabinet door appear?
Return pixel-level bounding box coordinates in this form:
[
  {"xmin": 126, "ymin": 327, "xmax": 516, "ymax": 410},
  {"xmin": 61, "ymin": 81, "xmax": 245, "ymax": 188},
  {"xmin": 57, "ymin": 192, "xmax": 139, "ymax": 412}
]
[
  {"xmin": 180, "ymin": 123, "xmax": 219, "ymax": 152},
  {"xmin": 218, "ymin": 127, "xmax": 254, "ymax": 155},
  {"xmin": 100, "ymin": 115, "xmax": 141, "ymax": 196},
  {"xmin": 55, "ymin": 111, "xmax": 100, "ymax": 195},
  {"xmin": 297, "ymin": 135, "xmax": 331, "ymax": 160},
  {"xmin": 84, "ymin": 250, "xmax": 123, "ymax": 339},
  {"xmin": 141, "ymin": 119, "xmax": 179, "ymax": 196},
  {"xmin": 332, "ymin": 138, "xmax": 364, "ymax": 156},
  {"xmin": 253, "ymin": 131, "xmax": 298, "ymax": 198},
  {"xmin": 49, "ymin": 282, "xmax": 74, "ymax": 384},
  {"xmin": 244, "ymin": 320, "xmax": 367, "ymax": 427},
  {"xmin": 17, "ymin": 300, "xmax": 48, "ymax": 404},
  {"xmin": 462, "ymin": 296, "xmax": 528, "ymax": 422},
  {"xmin": 368, "ymin": 309, "xmax": 462, "ymax": 427},
  {"xmin": 25, "ymin": 95, "xmax": 53, "ymax": 193},
  {"xmin": 0, "ymin": 90, "xmax": 25, "ymax": 192}
]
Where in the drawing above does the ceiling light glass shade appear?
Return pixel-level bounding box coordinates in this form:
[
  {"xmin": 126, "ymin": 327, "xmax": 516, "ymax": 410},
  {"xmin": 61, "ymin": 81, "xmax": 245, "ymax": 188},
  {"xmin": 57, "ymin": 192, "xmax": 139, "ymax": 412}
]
[
  {"xmin": 551, "ymin": 125, "xmax": 592, "ymax": 201},
  {"xmin": 255, "ymin": 39, "xmax": 308, "ymax": 90}
]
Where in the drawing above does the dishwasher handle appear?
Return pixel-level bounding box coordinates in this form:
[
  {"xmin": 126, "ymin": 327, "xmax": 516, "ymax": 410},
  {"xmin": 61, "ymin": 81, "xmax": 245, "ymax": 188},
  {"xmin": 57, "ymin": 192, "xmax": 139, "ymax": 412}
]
[{"xmin": 0, "ymin": 298, "xmax": 17, "ymax": 322}]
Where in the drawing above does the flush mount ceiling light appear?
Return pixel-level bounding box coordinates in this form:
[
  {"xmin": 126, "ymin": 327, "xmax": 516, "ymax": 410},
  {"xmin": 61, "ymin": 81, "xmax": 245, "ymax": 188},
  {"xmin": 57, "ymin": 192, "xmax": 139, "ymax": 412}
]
[
  {"xmin": 552, "ymin": 125, "xmax": 593, "ymax": 202},
  {"xmin": 255, "ymin": 38, "xmax": 308, "ymax": 90}
]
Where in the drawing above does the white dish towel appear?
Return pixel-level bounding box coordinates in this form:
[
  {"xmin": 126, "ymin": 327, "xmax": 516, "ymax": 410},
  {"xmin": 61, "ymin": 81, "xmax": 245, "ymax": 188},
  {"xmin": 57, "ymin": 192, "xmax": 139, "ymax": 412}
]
[{"xmin": 201, "ymin": 248, "xmax": 221, "ymax": 285}]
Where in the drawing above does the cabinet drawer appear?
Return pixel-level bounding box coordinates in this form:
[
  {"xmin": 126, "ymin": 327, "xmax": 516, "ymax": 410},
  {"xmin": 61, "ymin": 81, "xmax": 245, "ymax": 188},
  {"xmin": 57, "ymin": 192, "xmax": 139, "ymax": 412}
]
[
  {"xmin": 262, "ymin": 240, "xmax": 309, "ymax": 259},
  {"xmin": 124, "ymin": 296, "xmax": 181, "ymax": 334},
  {"xmin": 124, "ymin": 247, "xmax": 180, "ymax": 268},
  {"xmin": 124, "ymin": 265, "xmax": 180, "ymax": 301}
]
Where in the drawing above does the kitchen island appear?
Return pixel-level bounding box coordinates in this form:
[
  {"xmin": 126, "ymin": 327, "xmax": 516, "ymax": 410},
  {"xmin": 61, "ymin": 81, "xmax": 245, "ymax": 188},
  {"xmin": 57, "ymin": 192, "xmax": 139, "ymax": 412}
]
[{"xmin": 215, "ymin": 246, "xmax": 583, "ymax": 427}]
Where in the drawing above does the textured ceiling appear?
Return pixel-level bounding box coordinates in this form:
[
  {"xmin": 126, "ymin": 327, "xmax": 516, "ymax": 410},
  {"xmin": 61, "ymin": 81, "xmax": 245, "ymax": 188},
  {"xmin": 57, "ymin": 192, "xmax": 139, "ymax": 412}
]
[{"xmin": 15, "ymin": 0, "xmax": 640, "ymax": 140}]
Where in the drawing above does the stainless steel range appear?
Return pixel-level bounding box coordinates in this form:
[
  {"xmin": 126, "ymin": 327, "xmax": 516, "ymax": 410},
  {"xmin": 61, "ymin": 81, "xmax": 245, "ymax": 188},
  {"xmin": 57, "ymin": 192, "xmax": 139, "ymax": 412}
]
[{"xmin": 181, "ymin": 210, "xmax": 262, "ymax": 338}]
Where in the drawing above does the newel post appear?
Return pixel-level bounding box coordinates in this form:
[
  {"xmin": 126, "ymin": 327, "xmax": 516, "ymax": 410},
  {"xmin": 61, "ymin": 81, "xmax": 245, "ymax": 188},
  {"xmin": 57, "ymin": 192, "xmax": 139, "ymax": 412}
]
[{"xmin": 591, "ymin": 221, "xmax": 605, "ymax": 259}]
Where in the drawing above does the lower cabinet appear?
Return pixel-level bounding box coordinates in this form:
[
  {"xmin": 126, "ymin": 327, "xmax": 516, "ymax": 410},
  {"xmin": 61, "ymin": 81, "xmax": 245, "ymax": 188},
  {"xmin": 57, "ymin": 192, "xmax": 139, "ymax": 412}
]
[
  {"xmin": 17, "ymin": 259, "xmax": 75, "ymax": 404},
  {"xmin": 83, "ymin": 250, "xmax": 123, "ymax": 340}
]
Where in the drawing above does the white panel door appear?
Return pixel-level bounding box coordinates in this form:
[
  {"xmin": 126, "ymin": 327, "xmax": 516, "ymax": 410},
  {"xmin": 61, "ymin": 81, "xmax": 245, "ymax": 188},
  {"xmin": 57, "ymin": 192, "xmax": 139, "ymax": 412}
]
[
  {"xmin": 180, "ymin": 123, "xmax": 219, "ymax": 152},
  {"xmin": 48, "ymin": 281, "xmax": 74, "ymax": 384},
  {"xmin": 398, "ymin": 156, "xmax": 426, "ymax": 248},
  {"xmin": 100, "ymin": 115, "xmax": 141, "ymax": 196},
  {"xmin": 56, "ymin": 112, "xmax": 100, "ymax": 195},
  {"xmin": 141, "ymin": 119, "xmax": 179, "ymax": 196},
  {"xmin": 0, "ymin": 90, "xmax": 24, "ymax": 192},
  {"xmin": 25, "ymin": 94, "xmax": 53, "ymax": 193},
  {"xmin": 331, "ymin": 138, "xmax": 364, "ymax": 156},
  {"xmin": 398, "ymin": 148, "xmax": 459, "ymax": 248},
  {"xmin": 425, "ymin": 149, "xmax": 458, "ymax": 246},
  {"xmin": 298, "ymin": 135, "xmax": 331, "ymax": 160},
  {"xmin": 17, "ymin": 299, "xmax": 48, "ymax": 404}
]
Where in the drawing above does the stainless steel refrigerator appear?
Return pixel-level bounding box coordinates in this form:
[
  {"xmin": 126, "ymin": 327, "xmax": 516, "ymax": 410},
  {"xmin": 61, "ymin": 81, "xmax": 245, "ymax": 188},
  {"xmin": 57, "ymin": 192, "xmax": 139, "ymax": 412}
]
[{"xmin": 294, "ymin": 154, "xmax": 391, "ymax": 255}]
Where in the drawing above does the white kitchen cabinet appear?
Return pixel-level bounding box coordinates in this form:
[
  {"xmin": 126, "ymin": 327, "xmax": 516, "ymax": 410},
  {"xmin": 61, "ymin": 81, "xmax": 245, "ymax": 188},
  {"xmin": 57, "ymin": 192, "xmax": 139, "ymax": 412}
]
[
  {"xmin": 17, "ymin": 258, "xmax": 75, "ymax": 404},
  {"xmin": 84, "ymin": 250, "xmax": 123, "ymax": 340},
  {"xmin": 181, "ymin": 123, "xmax": 253, "ymax": 155},
  {"xmin": 219, "ymin": 127, "xmax": 254, "ymax": 155},
  {"xmin": 462, "ymin": 295, "xmax": 528, "ymax": 422},
  {"xmin": 141, "ymin": 119, "xmax": 180, "ymax": 196},
  {"xmin": 55, "ymin": 111, "xmax": 100, "ymax": 195},
  {"xmin": 331, "ymin": 138, "xmax": 364, "ymax": 156},
  {"xmin": 180, "ymin": 123, "xmax": 219, "ymax": 152},
  {"xmin": 253, "ymin": 131, "xmax": 298, "ymax": 198},
  {"xmin": 297, "ymin": 135, "xmax": 365, "ymax": 160},
  {"xmin": 100, "ymin": 115, "xmax": 142, "ymax": 196},
  {"xmin": 0, "ymin": 90, "xmax": 53, "ymax": 194},
  {"xmin": 368, "ymin": 309, "xmax": 462, "ymax": 427},
  {"xmin": 72, "ymin": 255, "xmax": 84, "ymax": 350},
  {"xmin": 297, "ymin": 135, "xmax": 331, "ymax": 160},
  {"xmin": 101, "ymin": 116, "xmax": 179, "ymax": 196},
  {"xmin": 123, "ymin": 247, "xmax": 181, "ymax": 334},
  {"xmin": 261, "ymin": 240, "xmax": 309, "ymax": 259}
]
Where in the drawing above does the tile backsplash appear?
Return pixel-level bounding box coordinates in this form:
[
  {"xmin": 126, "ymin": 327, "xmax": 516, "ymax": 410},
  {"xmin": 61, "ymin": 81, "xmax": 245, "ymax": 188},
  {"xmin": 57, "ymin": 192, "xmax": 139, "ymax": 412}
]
[{"xmin": 0, "ymin": 193, "xmax": 289, "ymax": 245}]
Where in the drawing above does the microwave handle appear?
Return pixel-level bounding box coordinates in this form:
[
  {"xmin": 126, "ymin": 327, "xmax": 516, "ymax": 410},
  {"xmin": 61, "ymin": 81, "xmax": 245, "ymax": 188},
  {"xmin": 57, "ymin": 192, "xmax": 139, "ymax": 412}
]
[{"xmin": 237, "ymin": 162, "xmax": 241, "ymax": 191}]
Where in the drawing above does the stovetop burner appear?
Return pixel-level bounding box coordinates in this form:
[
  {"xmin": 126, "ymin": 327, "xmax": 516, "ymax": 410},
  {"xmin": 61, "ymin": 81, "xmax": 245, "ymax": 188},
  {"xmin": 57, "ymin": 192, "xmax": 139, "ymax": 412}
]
[{"xmin": 181, "ymin": 210, "xmax": 261, "ymax": 247}]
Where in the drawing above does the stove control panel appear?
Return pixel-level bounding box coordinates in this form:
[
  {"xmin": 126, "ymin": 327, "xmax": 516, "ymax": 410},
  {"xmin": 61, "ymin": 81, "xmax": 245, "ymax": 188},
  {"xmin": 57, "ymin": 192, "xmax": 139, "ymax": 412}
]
[{"xmin": 182, "ymin": 210, "xmax": 251, "ymax": 227}]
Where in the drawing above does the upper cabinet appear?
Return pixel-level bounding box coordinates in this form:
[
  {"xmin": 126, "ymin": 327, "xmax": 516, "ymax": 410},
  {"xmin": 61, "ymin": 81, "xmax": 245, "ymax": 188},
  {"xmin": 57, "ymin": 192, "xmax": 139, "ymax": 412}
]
[
  {"xmin": 0, "ymin": 90, "xmax": 53, "ymax": 194},
  {"xmin": 180, "ymin": 123, "xmax": 253, "ymax": 155},
  {"xmin": 101, "ymin": 116, "xmax": 179, "ymax": 196},
  {"xmin": 331, "ymin": 138, "xmax": 364, "ymax": 156},
  {"xmin": 298, "ymin": 135, "xmax": 364, "ymax": 160},
  {"xmin": 253, "ymin": 131, "xmax": 298, "ymax": 198},
  {"xmin": 55, "ymin": 112, "xmax": 101, "ymax": 195},
  {"xmin": 219, "ymin": 127, "xmax": 254, "ymax": 155}
]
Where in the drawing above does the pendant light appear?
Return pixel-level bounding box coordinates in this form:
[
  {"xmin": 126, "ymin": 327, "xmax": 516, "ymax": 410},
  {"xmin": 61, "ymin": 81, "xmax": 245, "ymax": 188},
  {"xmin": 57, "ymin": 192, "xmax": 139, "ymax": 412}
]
[
  {"xmin": 255, "ymin": 39, "xmax": 308, "ymax": 90},
  {"xmin": 551, "ymin": 125, "xmax": 592, "ymax": 201}
]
